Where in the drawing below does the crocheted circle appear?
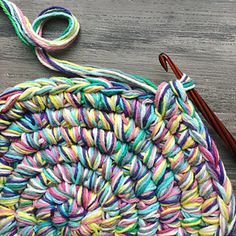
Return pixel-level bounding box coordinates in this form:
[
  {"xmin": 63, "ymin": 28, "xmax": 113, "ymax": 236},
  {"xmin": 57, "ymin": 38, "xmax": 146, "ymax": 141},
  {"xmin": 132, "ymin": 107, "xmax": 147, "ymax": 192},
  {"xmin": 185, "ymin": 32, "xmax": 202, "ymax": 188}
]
[{"xmin": 0, "ymin": 76, "xmax": 235, "ymax": 236}]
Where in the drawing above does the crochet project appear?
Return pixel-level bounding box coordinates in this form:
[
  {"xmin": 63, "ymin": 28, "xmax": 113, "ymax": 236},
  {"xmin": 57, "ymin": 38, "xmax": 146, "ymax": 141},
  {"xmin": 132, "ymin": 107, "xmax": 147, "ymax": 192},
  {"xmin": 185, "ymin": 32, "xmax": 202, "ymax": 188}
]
[{"xmin": 0, "ymin": 0, "xmax": 235, "ymax": 235}]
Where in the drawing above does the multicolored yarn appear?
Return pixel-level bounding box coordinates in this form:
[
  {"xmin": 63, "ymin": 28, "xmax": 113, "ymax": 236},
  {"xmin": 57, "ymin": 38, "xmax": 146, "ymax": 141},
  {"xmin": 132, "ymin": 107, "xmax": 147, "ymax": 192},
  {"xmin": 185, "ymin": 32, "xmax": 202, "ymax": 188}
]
[
  {"xmin": 0, "ymin": 0, "xmax": 157, "ymax": 93},
  {"xmin": 0, "ymin": 0, "xmax": 236, "ymax": 235}
]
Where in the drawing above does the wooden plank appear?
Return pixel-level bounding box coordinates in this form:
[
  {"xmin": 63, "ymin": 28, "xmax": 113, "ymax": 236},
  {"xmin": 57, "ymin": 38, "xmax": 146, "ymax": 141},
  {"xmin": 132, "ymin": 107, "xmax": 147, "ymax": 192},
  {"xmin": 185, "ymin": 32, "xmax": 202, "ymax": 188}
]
[{"xmin": 0, "ymin": 0, "xmax": 235, "ymax": 195}]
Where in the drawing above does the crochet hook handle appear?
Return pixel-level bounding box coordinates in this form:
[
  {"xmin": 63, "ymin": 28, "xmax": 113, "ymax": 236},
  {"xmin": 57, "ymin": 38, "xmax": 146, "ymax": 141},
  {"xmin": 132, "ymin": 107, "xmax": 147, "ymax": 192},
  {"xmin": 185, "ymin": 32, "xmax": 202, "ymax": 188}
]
[{"xmin": 159, "ymin": 53, "xmax": 236, "ymax": 154}]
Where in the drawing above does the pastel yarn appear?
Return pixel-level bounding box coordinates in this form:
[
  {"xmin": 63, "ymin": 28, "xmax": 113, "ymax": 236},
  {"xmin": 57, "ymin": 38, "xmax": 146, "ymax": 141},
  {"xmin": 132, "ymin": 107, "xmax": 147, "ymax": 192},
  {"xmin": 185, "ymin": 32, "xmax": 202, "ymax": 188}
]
[{"xmin": 0, "ymin": 0, "xmax": 235, "ymax": 235}]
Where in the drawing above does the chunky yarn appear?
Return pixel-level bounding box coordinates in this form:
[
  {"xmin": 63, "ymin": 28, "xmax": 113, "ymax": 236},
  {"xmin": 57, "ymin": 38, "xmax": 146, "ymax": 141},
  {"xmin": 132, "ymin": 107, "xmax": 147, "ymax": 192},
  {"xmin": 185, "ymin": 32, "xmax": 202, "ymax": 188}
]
[{"xmin": 0, "ymin": 0, "xmax": 236, "ymax": 235}]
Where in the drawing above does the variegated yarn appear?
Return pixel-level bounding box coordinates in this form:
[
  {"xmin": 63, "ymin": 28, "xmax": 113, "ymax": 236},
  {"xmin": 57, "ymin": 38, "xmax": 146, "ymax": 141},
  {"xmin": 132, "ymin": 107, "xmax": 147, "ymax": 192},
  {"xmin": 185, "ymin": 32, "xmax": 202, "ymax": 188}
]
[{"xmin": 0, "ymin": 0, "xmax": 235, "ymax": 235}]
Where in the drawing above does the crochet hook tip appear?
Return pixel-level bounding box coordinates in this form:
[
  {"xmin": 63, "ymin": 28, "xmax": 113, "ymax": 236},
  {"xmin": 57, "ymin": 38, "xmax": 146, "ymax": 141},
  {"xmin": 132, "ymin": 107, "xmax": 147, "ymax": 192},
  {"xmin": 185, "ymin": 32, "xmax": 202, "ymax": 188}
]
[
  {"xmin": 159, "ymin": 53, "xmax": 169, "ymax": 72},
  {"xmin": 159, "ymin": 53, "xmax": 183, "ymax": 80}
]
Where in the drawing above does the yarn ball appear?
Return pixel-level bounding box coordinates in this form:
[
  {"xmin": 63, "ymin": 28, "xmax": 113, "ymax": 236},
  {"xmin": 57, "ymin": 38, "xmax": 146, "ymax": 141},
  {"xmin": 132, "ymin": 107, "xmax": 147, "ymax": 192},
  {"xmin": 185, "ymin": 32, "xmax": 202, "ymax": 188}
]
[{"xmin": 0, "ymin": 75, "xmax": 235, "ymax": 236}]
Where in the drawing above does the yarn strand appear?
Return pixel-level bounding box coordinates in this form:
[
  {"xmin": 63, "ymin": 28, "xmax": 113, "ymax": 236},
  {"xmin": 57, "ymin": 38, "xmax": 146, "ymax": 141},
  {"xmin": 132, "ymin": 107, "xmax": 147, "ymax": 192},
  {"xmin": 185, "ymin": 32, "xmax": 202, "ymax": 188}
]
[{"xmin": 0, "ymin": 0, "xmax": 158, "ymax": 94}]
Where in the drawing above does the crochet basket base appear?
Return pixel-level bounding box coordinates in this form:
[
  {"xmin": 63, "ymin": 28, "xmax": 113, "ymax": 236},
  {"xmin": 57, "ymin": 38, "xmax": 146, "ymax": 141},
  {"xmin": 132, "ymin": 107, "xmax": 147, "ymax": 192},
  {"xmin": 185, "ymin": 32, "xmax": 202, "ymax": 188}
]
[{"xmin": 0, "ymin": 76, "xmax": 235, "ymax": 236}]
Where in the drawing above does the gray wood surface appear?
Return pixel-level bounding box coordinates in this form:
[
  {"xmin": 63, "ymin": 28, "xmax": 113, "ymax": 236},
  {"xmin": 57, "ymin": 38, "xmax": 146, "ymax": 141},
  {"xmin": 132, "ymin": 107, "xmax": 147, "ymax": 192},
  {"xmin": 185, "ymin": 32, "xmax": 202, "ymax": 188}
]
[{"xmin": 0, "ymin": 0, "xmax": 235, "ymax": 193}]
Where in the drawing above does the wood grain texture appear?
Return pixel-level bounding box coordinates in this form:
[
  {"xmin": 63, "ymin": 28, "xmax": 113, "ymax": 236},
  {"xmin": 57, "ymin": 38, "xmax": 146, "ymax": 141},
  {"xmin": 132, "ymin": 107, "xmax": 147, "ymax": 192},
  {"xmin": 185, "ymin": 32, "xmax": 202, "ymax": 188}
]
[{"xmin": 0, "ymin": 0, "xmax": 235, "ymax": 192}]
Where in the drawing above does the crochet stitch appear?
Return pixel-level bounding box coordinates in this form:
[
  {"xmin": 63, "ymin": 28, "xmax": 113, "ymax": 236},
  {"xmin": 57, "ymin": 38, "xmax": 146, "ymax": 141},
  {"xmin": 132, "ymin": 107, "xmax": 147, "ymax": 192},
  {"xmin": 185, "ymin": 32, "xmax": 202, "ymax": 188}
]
[{"xmin": 0, "ymin": 0, "xmax": 235, "ymax": 235}]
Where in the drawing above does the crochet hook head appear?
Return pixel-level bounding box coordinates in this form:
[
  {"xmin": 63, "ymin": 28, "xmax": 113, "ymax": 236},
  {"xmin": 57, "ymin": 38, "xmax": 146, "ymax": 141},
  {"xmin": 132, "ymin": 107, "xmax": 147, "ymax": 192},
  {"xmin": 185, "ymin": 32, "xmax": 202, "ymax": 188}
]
[
  {"xmin": 159, "ymin": 53, "xmax": 236, "ymax": 154},
  {"xmin": 159, "ymin": 53, "xmax": 183, "ymax": 80}
]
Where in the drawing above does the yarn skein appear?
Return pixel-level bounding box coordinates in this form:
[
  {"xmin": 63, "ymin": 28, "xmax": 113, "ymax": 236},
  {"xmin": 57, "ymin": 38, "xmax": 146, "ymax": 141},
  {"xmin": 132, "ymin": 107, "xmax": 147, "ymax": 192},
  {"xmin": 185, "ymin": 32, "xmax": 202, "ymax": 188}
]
[{"xmin": 0, "ymin": 0, "xmax": 235, "ymax": 235}]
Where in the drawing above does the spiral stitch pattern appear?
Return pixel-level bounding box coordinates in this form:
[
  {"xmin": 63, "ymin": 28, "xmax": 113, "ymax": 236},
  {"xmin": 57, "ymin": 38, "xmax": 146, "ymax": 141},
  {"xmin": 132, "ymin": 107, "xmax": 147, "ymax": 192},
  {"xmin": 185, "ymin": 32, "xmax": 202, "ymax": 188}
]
[
  {"xmin": 0, "ymin": 0, "xmax": 235, "ymax": 235},
  {"xmin": 0, "ymin": 76, "xmax": 235, "ymax": 235}
]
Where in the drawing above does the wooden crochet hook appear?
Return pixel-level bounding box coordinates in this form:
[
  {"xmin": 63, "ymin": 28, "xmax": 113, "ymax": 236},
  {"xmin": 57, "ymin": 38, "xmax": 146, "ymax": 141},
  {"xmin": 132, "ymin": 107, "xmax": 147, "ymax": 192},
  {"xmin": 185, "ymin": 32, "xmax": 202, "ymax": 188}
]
[{"xmin": 159, "ymin": 53, "xmax": 236, "ymax": 154}]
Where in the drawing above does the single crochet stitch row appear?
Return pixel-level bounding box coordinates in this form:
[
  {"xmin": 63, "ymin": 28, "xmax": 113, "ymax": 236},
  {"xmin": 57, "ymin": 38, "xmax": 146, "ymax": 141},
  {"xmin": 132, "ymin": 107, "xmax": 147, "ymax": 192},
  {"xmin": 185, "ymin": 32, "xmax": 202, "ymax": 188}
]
[{"xmin": 0, "ymin": 0, "xmax": 235, "ymax": 235}]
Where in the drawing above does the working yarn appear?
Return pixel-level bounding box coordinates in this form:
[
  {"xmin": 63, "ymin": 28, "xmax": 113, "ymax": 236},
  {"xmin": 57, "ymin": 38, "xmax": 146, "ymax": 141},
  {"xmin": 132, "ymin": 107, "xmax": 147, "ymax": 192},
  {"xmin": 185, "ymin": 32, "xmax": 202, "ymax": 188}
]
[{"xmin": 0, "ymin": 0, "xmax": 235, "ymax": 235}]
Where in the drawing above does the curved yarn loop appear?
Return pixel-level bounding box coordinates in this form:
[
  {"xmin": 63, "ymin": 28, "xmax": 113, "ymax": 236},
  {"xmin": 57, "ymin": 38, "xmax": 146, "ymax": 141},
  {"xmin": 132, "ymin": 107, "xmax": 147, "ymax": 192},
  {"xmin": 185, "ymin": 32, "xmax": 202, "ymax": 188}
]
[
  {"xmin": 0, "ymin": 1, "xmax": 235, "ymax": 236},
  {"xmin": 0, "ymin": 0, "xmax": 158, "ymax": 93}
]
